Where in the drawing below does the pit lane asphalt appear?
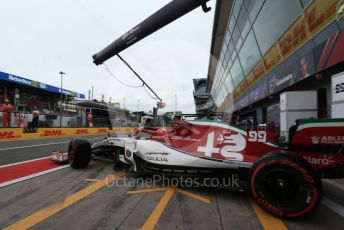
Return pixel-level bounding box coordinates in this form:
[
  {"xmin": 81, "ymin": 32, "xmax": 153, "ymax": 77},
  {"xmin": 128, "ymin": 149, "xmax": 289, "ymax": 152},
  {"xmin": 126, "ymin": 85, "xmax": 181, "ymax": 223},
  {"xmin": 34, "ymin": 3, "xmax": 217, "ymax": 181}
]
[
  {"xmin": 0, "ymin": 135, "xmax": 344, "ymax": 230},
  {"xmin": 0, "ymin": 133, "xmax": 127, "ymax": 166}
]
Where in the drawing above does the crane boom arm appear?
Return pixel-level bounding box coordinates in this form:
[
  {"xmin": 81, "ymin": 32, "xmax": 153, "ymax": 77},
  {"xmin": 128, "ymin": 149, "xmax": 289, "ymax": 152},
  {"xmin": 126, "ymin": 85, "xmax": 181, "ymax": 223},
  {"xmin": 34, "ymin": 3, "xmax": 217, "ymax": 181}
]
[{"xmin": 92, "ymin": 0, "xmax": 210, "ymax": 65}]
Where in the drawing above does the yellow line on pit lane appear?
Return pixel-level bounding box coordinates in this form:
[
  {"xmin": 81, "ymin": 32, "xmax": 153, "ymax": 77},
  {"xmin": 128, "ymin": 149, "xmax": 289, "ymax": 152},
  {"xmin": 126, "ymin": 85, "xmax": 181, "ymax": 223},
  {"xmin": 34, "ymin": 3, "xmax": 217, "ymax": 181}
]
[
  {"xmin": 250, "ymin": 200, "xmax": 288, "ymax": 230},
  {"xmin": 3, "ymin": 172, "xmax": 125, "ymax": 230},
  {"xmin": 140, "ymin": 188, "xmax": 175, "ymax": 230},
  {"xmin": 127, "ymin": 187, "xmax": 167, "ymax": 194},
  {"xmin": 173, "ymin": 187, "xmax": 210, "ymax": 204},
  {"xmin": 127, "ymin": 187, "xmax": 210, "ymax": 230}
]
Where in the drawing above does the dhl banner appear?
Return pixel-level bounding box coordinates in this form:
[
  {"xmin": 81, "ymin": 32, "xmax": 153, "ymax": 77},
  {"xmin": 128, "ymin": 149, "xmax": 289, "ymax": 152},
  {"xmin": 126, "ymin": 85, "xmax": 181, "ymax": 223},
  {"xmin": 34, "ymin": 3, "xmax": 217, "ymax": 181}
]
[
  {"xmin": 0, "ymin": 127, "xmax": 139, "ymax": 141},
  {"xmin": 247, "ymin": 0, "xmax": 338, "ymax": 92},
  {"xmin": 221, "ymin": 0, "xmax": 344, "ymax": 112},
  {"xmin": 38, "ymin": 128, "xmax": 112, "ymax": 137},
  {"xmin": 0, "ymin": 128, "xmax": 23, "ymax": 140}
]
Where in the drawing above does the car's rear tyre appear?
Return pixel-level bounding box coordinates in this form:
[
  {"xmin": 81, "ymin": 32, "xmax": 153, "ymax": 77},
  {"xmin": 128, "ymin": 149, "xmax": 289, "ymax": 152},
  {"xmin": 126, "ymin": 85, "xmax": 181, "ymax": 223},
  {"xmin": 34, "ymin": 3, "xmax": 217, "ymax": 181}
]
[
  {"xmin": 68, "ymin": 138, "xmax": 91, "ymax": 169},
  {"xmin": 249, "ymin": 153, "xmax": 321, "ymax": 218}
]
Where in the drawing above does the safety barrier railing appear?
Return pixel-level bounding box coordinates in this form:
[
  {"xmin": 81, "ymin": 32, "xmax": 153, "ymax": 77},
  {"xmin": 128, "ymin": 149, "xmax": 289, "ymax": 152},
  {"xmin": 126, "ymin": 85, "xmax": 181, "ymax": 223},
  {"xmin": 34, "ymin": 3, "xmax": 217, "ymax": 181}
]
[{"xmin": 0, "ymin": 111, "xmax": 137, "ymax": 128}]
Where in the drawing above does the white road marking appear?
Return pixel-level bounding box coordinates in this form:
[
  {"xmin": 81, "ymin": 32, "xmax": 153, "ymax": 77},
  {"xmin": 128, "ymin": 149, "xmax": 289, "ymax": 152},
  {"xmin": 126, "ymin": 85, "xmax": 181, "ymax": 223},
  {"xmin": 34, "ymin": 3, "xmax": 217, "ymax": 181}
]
[
  {"xmin": 0, "ymin": 134, "xmax": 107, "ymax": 143},
  {"xmin": 322, "ymin": 197, "xmax": 344, "ymax": 217},
  {"xmin": 0, "ymin": 137, "xmax": 103, "ymax": 151},
  {"xmin": 0, "ymin": 156, "xmax": 51, "ymax": 169},
  {"xmin": 323, "ymin": 179, "xmax": 344, "ymax": 192},
  {"xmin": 0, "ymin": 165, "xmax": 70, "ymax": 188},
  {"xmin": 0, "ymin": 142, "xmax": 69, "ymax": 151}
]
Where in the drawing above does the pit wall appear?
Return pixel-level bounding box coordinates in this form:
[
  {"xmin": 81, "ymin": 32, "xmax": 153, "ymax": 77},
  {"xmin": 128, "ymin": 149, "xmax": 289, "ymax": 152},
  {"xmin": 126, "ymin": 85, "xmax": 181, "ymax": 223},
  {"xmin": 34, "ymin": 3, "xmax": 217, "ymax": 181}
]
[{"xmin": 0, "ymin": 127, "xmax": 139, "ymax": 141}]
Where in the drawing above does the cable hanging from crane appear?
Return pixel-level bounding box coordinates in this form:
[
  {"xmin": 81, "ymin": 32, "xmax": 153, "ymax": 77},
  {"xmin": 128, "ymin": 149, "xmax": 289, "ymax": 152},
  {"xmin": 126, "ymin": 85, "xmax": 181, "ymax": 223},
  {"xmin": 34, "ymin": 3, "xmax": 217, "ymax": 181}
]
[
  {"xmin": 116, "ymin": 54, "xmax": 162, "ymax": 101},
  {"xmin": 143, "ymin": 85, "xmax": 160, "ymax": 100},
  {"xmin": 103, "ymin": 56, "xmax": 162, "ymax": 101},
  {"xmin": 103, "ymin": 63, "xmax": 144, "ymax": 88}
]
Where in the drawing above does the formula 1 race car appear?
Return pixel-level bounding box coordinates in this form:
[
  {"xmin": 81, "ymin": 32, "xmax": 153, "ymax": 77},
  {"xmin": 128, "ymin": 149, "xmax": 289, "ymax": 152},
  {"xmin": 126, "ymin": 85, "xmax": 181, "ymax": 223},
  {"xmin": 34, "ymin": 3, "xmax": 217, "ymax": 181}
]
[{"xmin": 59, "ymin": 118, "xmax": 344, "ymax": 218}]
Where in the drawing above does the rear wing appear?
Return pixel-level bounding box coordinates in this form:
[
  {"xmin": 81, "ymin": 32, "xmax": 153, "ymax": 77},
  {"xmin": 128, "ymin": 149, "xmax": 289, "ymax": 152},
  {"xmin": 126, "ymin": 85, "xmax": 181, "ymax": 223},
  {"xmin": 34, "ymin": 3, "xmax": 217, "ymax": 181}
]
[{"xmin": 92, "ymin": 0, "xmax": 211, "ymax": 65}]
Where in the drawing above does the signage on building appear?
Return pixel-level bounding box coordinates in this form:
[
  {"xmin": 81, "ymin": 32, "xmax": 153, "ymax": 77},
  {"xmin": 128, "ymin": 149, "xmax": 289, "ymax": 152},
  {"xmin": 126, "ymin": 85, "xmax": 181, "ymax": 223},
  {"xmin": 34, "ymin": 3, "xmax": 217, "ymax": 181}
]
[
  {"xmin": 227, "ymin": 17, "xmax": 344, "ymax": 112},
  {"xmin": 332, "ymin": 72, "xmax": 344, "ymax": 103},
  {"xmin": 249, "ymin": 80, "xmax": 268, "ymax": 104},
  {"xmin": 238, "ymin": 95, "xmax": 249, "ymax": 109},
  {"xmin": 232, "ymin": 0, "xmax": 340, "ymax": 102},
  {"xmin": 7, "ymin": 74, "xmax": 32, "ymax": 86},
  {"xmin": 268, "ymin": 63, "xmax": 295, "ymax": 95},
  {"xmin": 0, "ymin": 71, "xmax": 85, "ymax": 99},
  {"xmin": 58, "ymin": 102, "xmax": 78, "ymax": 112}
]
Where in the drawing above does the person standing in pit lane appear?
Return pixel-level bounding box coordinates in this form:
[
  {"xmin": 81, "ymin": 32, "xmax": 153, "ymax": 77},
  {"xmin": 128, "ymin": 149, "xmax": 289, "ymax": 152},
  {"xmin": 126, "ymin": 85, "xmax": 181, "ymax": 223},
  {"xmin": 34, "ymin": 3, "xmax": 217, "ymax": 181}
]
[
  {"xmin": 32, "ymin": 107, "xmax": 40, "ymax": 128},
  {"xmin": 1, "ymin": 99, "xmax": 14, "ymax": 127}
]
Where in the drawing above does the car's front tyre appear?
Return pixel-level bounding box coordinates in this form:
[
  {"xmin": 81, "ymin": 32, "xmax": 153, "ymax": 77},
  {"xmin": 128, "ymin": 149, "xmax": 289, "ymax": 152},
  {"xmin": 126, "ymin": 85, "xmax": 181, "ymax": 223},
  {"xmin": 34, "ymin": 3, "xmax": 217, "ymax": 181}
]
[
  {"xmin": 68, "ymin": 138, "xmax": 91, "ymax": 169},
  {"xmin": 112, "ymin": 148, "xmax": 123, "ymax": 170}
]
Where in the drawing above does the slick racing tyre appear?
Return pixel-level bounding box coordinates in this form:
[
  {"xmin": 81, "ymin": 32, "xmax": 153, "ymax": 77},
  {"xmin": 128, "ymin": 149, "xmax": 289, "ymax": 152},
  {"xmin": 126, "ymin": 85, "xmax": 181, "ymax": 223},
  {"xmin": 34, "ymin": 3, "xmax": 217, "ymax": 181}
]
[
  {"xmin": 249, "ymin": 153, "xmax": 321, "ymax": 218},
  {"xmin": 112, "ymin": 148, "xmax": 123, "ymax": 170},
  {"xmin": 68, "ymin": 138, "xmax": 91, "ymax": 169}
]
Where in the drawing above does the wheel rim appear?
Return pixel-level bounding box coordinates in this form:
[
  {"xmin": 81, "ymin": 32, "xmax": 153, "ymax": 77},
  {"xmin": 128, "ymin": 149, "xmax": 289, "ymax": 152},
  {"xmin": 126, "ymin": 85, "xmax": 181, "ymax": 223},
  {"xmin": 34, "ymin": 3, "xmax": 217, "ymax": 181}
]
[
  {"xmin": 264, "ymin": 170, "xmax": 301, "ymax": 204},
  {"xmin": 254, "ymin": 166, "xmax": 316, "ymax": 214}
]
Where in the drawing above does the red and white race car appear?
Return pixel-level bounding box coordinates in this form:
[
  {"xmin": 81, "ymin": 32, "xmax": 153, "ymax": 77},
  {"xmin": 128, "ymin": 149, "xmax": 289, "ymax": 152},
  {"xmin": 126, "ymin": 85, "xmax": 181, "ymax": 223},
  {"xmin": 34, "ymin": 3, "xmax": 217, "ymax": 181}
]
[{"xmin": 59, "ymin": 117, "xmax": 344, "ymax": 218}]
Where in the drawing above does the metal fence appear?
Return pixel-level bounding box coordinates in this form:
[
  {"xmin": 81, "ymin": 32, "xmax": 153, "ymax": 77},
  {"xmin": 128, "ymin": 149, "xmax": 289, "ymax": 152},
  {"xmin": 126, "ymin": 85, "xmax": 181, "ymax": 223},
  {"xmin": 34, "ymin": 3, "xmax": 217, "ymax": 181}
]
[{"xmin": 0, "ymin": 111, "xmax": 137, "ymax": 128}]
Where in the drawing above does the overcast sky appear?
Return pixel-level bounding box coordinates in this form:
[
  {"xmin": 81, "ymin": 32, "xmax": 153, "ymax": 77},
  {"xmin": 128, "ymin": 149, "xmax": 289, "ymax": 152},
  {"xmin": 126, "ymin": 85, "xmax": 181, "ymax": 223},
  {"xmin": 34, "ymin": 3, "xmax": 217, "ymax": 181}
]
[{"xmin": 0, "ymin": 0, "xmax": 215, "ymax": 113}]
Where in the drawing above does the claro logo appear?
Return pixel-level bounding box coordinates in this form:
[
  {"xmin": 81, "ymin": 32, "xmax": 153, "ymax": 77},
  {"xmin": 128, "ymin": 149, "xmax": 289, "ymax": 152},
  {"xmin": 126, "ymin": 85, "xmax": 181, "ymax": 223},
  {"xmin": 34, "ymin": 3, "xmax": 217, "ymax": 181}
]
[
  {"xmin": 42, "ymin": 130, "xmax": 64, "ymax": 136},
  {"xmin": 0, "ymin": 131, "xmax": 16, "ymax": 139},
  {"xmin": 303, "ymin": 155, "xmax": 335, "ymax": 166}
]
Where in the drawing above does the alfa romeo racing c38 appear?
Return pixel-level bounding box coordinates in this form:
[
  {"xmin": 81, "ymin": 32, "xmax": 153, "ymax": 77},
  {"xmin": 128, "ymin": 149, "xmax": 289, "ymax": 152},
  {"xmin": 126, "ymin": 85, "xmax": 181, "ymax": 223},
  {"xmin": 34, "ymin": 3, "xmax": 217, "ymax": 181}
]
[{"xmin": 60, "ymin": 118, "xmax": 344, "ymax": 218}]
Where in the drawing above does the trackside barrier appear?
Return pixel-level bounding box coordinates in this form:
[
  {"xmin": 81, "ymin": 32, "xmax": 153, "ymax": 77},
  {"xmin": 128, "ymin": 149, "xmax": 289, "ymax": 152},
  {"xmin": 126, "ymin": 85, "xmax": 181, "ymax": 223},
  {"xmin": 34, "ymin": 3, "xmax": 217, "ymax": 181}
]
[
  {"xmin": 0, "ymin": 128, "xmax": 23, "ymax": 140},
  {"xmin": 0, "ymin": 127, "xmax": 139, "ymax": 141}
]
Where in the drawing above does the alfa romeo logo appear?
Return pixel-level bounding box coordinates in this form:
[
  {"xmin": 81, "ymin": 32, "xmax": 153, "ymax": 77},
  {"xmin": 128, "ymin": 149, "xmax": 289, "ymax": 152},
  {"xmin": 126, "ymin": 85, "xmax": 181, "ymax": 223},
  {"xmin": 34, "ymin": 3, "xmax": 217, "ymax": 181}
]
[{"xmin": 311, "ymin": 136, "xmax": 320, "ymax": 144}]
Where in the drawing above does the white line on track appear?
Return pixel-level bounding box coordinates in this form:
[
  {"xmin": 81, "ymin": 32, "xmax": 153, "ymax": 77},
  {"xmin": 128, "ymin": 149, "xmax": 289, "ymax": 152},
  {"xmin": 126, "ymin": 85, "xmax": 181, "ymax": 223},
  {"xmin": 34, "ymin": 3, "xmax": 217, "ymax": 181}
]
[
  {"xmin": 0, "ymin": 134, "xmax": 107, "ymax": 142},
  {"xmin": 0, "ymin": 156, "xmax": 51, "ymax": 169},
  {"xmin": 322, "ymin": 197, "xmax": 344, "ymax": 217},
  {"xmin": 0, "ymin": 165, "xmax": 70, "ymax": 188},
  {"xmin": 0, "ymin": 137, "xmax": 103, "ymax": 151},
  {"xmin": 0, "ymin": 141, "xmax": 69, "ymax": 151},
  {"xmin": 323, "ymin": 179, "xmax": 344, "ymax": 192}
]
